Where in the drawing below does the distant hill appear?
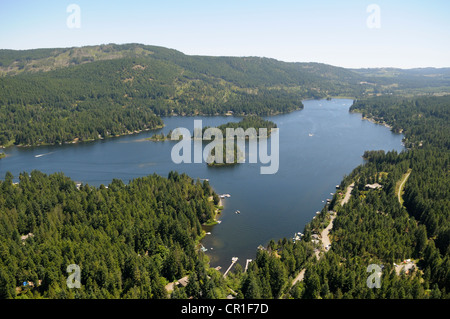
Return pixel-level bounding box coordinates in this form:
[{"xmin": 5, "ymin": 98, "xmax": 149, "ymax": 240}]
[{"xmin": 0, "ymin": 43, "xmax": 449, "ymax": 147}]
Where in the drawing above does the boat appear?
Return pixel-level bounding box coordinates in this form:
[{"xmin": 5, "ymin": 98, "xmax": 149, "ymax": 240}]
[
  {"xmin": 235, "ymin": 210, "xmax": 240, "ymax": 214},
  {"xmin": 308, "ymin": 133, "xmax": 314, "ymax": 137}
]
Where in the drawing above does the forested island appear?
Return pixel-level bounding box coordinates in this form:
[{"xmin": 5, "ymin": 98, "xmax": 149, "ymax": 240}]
[
  {"xmin": 205, "ymin": 116, "xmax": 277, "ymax": 166},
  {"xmin": 145, "ymin": 115, "xmax": 276, "ymax": 166}
]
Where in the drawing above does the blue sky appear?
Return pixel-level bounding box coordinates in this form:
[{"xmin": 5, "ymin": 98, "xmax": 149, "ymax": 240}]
[{"xmin": 0, "ymin": 0, "xmax": 449, "ymax": 68}]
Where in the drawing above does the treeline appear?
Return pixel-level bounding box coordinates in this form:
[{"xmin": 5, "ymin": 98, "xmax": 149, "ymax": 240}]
[{"xmin": 0, "ymin": 170, "xmax": 223, "ymax": 298}]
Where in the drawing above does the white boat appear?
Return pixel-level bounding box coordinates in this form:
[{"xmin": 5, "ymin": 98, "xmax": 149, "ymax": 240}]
[
  {"xmin": 235, "ymin": 210, "xmax": 240, "ymax": 214},
  {"xmin": 34, "ymin": 152, "xmax": 53, "ymax": 158}
]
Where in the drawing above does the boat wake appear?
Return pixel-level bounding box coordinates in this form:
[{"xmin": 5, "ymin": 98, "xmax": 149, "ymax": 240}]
[{"xmin": 34, "ymin": 152, "xmax": 53, "ymax": 158}]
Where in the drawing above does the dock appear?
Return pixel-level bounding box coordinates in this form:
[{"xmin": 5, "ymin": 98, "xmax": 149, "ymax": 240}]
[
  {"xmin": 244, "ymin": 259, "xmax": 252, "ymax": 272},
  {"xmin": 223, "ymin": 257, "xmax": 238, "ymax": 278}
]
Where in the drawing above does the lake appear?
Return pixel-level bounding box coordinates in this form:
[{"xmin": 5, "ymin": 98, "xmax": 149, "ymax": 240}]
[{"xmin": 0, "ymin": 99, "xmax": 404, "ymax": 269}]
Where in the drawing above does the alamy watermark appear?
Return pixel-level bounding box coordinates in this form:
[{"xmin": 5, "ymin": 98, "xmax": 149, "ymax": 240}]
[
  {"xmin": 66, "ymin": 264, "xmax": 81, "ymax": 288},
  {"xmin": 366, "ymin": 264, "xmax": 382, "ymax": 288},
  {"xmin": 366, "ymin": 4, "xmax": 381, "ymax": 29},
  {"xmin": 170, "ymin": 120, "xmax": 279, "ymax": 174},
  {"xmin": 67, "ymin": 4, "xmax": 81, "ymax": 29}
]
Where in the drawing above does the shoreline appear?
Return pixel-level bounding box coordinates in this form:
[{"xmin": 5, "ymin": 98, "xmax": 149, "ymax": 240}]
[
  {"xmin": 350, "ymin": 110, "xmax": 395, "ymax": 131},
  {"xmin": 6, "ymin": 125, "xmax": 165, "ymax": 149},
  {"xmin": 1, "ymin": 97, "xmax": 352, "ymax": 149}
]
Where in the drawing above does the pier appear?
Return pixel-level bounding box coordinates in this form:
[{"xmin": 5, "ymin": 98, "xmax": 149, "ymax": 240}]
[
  {"xmin": 223, "ymin": 257, "xmax": 238, "ymax": 278},
  {"xmin": 244, "ymin": 259, "xmax": 252, "ymax": 272}
]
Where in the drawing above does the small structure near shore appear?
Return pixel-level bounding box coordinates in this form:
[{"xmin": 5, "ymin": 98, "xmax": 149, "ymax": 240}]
[{"xmin": 365, "ymin": 183, "xmax": 382, "ymax": 190}]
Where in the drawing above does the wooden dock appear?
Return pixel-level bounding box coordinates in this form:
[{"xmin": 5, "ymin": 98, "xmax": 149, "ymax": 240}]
[
  {"xmin": 223, "ymin": 257, "xmax": 238, "ymax": 278},
  {"xmin": 245, "ymin": 259, "xmax": 252, "ymax": 272}
]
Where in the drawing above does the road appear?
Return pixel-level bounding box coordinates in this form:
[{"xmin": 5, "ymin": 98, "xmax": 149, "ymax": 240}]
[
  {"xmin": 291, "ymin": 182, "xmax": 354, "ymax": 287},
  {"xmin": 397, "ymin": 170, "xmax": 412, "ymax": 205},
  {"xmin": 321, "ymin": 214, "xmax": 335, "ymax": 250},
  {"xmin": 341, "ymin": 182, "xmax": 354, "ymax": 206}
]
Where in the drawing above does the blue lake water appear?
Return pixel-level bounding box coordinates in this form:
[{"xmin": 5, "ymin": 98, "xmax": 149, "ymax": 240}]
[{"xmin": 0, "ymin": 99, "xmax": 404, "ymax": 269}]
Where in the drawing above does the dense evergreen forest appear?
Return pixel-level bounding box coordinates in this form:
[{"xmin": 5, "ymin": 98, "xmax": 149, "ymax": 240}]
[
  {"xmin": 1, "ymin": 43, "xmax": 449, "ymax": 148},
  {"xmin": 0, "ymin": 171, "xmax": 225, "ymax": 298}
]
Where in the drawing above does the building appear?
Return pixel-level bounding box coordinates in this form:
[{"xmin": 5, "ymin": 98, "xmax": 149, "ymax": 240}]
[{"xmin": 365, "ymin": 183, "xmax": 382, "ymax": 190}]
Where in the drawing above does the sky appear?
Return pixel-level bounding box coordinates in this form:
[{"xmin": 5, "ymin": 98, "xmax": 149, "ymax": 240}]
[{"xmin": 0, "ymin": 0, "xmax": 449, "ymax": 68}]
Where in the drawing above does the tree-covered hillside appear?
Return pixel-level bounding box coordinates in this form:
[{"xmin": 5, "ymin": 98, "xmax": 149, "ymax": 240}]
[{"xmin": 1, "ymin": 43, "xmax": 449, "ymax": 148}]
